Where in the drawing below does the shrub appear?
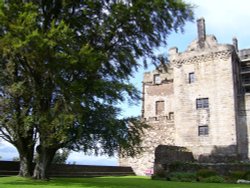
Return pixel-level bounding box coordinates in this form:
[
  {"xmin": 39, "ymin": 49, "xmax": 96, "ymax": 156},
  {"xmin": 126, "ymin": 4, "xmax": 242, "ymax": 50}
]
[
  {"xmin": 169, "ymin": 161, "xmax": 184, "ymax": 171},
  {"xmin": 200, "ymin": 176, "xmax": 225, "ymax": 183},
  {"xmin": 229, "ymin": 171, "xmax": 246, "ymax": 180},
  {"xmin": 151, "ymin": 175, "xmax": 166, "ymax": 180},
  {"xmin": 197, "ymin": 169, "xmax": 217, "ymax": 178},
  {"xmin": 243, "ymin": 171, "xmax": 250, "ymax": 180},
  {"xmin": 168, "ymin": 172, "xmax": 197, "ymax": 182}
]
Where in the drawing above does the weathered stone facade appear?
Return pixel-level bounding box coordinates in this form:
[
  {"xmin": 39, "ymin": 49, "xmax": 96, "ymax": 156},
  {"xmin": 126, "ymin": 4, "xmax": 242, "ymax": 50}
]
[{"xmin": 119, "ymin": 18, "xmax": 250, "ymax": 175}]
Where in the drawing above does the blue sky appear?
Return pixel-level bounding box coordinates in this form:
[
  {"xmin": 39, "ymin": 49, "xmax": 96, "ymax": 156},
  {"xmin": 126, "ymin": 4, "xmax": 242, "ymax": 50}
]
[{"xmin": 1, "ymin": 0, "xmax": 250, "ymax": 166}]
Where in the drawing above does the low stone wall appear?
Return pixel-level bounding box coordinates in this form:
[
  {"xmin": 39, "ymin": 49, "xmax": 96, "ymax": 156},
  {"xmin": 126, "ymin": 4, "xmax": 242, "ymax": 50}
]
[
  {"xmin": 119, "ymin": 121, "xmax": 175, "ymax": 175},
  {"xmin": 0, "ymin": 161, "xmax": 135, "ymax": 177},
  {"xmin": 153, "ymin": 145, "xmax": 250, "ymax": 177},
  {"xmin": 48, "ymin": 163, "xmax": 135, "ymax": 177},
  {"xmin": 0, "ymin": 161, "xmax": 20, "ymax": 176},
  {"xmin": 155, "ymin": 145, "xmax": 194, "ymax": 164},
  {"xmin": 154, "ymin": 145, "xmax": 194, "ymax": 176},
  {"xmin": 156, "ymin": 162, "xmax": 250, "ymax": 177}
]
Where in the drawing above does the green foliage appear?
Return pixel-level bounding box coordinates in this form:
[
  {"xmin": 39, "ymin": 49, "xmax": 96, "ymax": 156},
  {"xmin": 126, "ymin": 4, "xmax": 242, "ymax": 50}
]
[
  {"xmin": 243, "ymin": 171, "xmax": 250, "ymax": 180},
  {"xmin": 151, "ymin": 175, "xmax": 165, "ymax": 180},
  {"xmin": 0, "ymin": 0, "xmax": 194, "ymax": 179},
  {"xmin": 168, "ymin": 172, "xmax": 197, "ymax": 182},
  {"xmin": 228, "ymin": 170, "xmax": 246, "ymax": 180},
  {"xmin": 197, "ymin": 169, "xmax": 217, "ymax": 178},
  {"xmin": 200, "ymin": 176, "xmax": 225, "ymax": 183}
]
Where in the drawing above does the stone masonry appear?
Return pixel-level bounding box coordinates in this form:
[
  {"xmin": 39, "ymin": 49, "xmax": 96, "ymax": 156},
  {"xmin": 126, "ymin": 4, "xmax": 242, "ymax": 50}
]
[{"xmin": 119, "ymin": 18, "xmax": 250, "ymax": 175}]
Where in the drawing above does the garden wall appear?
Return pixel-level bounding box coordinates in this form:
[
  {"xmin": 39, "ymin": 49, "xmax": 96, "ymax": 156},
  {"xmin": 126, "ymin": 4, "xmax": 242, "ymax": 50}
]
[
  {"xmin": 155, "ymin": 161, "xmax": 250, "ymax": 176},
  {"xmin": 154, "ymin": 145, "xmax": 250, "ymax": 177},
  {"xmin": 0, "ymin": 161, "xmax": 135, "ymax": 177},
  {"xmin": 164, "ymin": 162, "xmax": 250, "ymax": 176}
]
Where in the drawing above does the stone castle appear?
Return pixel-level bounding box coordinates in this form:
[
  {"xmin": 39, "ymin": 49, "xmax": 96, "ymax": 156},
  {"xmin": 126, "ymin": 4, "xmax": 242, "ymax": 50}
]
[{"xmin": 119, "ymin": 18, "xmax": 250, "ymax": 175}]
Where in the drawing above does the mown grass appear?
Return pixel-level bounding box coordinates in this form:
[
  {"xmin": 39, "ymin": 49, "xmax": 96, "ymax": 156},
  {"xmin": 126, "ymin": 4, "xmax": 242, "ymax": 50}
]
[{"xmin": 0, "ymin": 176, "xmax": 250, "ymax": 188}]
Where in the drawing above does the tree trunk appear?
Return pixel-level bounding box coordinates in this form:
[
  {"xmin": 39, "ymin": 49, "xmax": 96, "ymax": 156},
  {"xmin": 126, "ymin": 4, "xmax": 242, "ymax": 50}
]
[
  {"xmin": 18, "ymin": 154, "xmax": 33, "ymax": 177},
  {"xmin": 15, "ymin": 140, "xmax": 35, "ymax": 177},
  {"xmin": 33, "ymin": 146, "xmax": 57, "ymax": 180}
]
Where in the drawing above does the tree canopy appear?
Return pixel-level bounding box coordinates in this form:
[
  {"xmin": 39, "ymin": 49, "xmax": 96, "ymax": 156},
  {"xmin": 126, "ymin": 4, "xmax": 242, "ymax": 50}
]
[{"xmin": 0, "ymin": 0, "xmax": 194, "ymax": 179}]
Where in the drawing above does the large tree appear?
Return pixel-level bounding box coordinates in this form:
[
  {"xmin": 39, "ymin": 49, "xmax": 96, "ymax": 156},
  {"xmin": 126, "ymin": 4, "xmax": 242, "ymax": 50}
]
[
  {"xmin": 0, "ymin": 22, "xmax": 37, "ymax": 177},
  {"xmin": 0, "ymin": 0, "xmax": 194, "ymax": 179}
]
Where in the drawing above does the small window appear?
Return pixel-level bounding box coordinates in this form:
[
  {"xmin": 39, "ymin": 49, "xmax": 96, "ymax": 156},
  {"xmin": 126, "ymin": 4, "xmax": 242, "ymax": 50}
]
[
  {"xmin": 154, "ymin": 74, "xmax": 161, "ymax": 84},
  {"xmin": 189, "ymin": 72, "xmax": 195, "ymax": 83},
  {"xmin": 169, "ymin": 112, "xmax": 174, "ymax": 120},
  {"xmin": 156, "ymin": 101, "xmax": 164, "ymax": 115},
  {"xmin": 198, "ymin": 125, "xmax": 209, "ymax": 136},
  {"xmin": 196, "ymin": 98, "xmax": 209, "ymax": 109}
]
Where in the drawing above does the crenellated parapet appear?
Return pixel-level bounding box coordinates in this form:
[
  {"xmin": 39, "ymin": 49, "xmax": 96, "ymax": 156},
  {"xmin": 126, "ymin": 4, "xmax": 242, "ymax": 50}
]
[{"xmin": 172, "ymin": 49, "xmax": 233, "ymax": 68}]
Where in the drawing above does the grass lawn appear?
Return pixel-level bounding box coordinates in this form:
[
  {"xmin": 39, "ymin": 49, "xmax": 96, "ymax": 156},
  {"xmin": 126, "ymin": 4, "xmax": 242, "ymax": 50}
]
[{"xmin": 0, "ymin": 176, "xmax": 250, "ymax": 188}]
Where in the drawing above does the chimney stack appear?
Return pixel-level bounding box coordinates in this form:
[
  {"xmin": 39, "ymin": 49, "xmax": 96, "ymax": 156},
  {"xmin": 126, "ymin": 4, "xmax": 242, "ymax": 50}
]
[
  {"xmin": 197, "ymin": 18, "xmax": 206, "ymax": 48},
  {"xmin": 232, "ymin": 37, "xmax": 238, "ymax": 52}
]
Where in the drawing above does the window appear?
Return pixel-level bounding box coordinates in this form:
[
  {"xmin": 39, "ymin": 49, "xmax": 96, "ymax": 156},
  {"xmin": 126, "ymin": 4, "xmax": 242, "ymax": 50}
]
[
  {"xmin": 189, "ymin": 72, "xmax": 195, "ymax": 83},
  {"xmin": 196, "ymin": 98, "xmax": 209, "ymax": 109},
  {"xmin": 169, "ymin": 112, "xmax": 174, "ymax": 120},
  {"xmin": 156, "ymin": 101, "xmax": 164, "ymax": 115},
  {"xmin": 154, "ymin": 74, "xmax": 161, "ymax": 84},
  {"xmin": 198, "ymin": 125, "xmax": 209, "ymax": 136}
]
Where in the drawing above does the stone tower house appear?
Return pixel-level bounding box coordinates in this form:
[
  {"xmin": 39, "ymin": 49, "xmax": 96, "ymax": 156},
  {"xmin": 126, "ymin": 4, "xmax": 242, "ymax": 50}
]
[{"xmin": 119, "ymin": 18, "xmax": 250, "ymax": 175}]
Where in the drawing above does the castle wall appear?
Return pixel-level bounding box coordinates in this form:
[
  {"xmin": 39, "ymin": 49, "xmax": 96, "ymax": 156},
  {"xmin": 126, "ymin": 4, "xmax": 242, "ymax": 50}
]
[
  {"xmin": 238, "ymin": 49, "xmax": 250, "ymax": 159},
  {"xmin": 172, "ymin": 47, "xmax": 239, "ymax": 159},
  {"xmin": 119, "ymin": 71, "xmax": 175, "ymax": 175},
  {"xmin": 143, "ymin": 83, "xmax": 174, "ymax": 119},
  {"xmin": 142, "ymin": 67, "xmax": 174, "ymax": 119},
  {"xmin": 245, "ymin": 95, "xmax": 250, "ymax": 158},
  {"xmin": 120, "ymin": 19, "xmax": 250, "ymax": 174},
  {"xmin": 237, "ymin": 94, "xmax": 250, "ymax": 159},
  {"xmin": 119, "ymin": 120, "xmax": 174, "ymax": 175}
]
